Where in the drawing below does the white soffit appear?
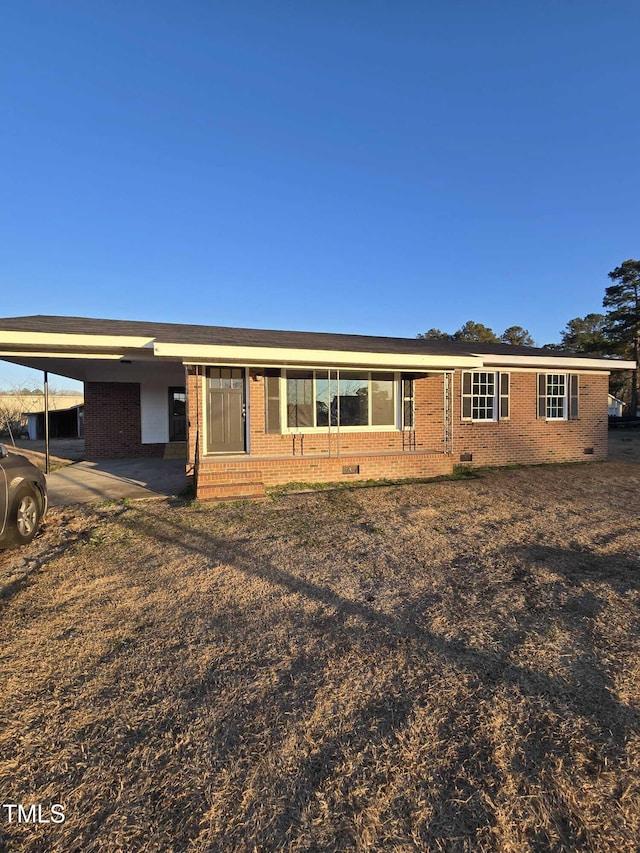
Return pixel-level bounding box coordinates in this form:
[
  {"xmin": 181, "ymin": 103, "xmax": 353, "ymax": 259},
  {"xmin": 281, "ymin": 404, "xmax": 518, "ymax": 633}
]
[{"xmin": 154, "ymin": 342, "xmax": 483, "ymax": 369}]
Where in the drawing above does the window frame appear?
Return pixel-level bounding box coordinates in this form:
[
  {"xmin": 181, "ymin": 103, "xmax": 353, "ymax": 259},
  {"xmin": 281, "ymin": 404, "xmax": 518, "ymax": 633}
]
[
  {"xmin": 461, "ymin": 371, "xmax": 509, "ymax": 423},
  {"xmin": 280, "ymin": 369, "xmax": 401, "ymax": 433}
]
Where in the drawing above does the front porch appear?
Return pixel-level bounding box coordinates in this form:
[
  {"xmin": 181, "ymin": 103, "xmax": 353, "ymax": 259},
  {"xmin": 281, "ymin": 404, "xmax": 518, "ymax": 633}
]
[
  {"xmin": 195, "ymin": 449, "xmax": 454, "ymax": 500},
  {"xmin": 188, "ymin": 364, "xmax": 455, "ymax": 500}
]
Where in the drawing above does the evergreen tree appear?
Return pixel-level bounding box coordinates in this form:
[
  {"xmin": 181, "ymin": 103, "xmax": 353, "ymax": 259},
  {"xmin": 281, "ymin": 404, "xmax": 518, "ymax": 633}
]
[
  {"xmin": 604, "ymin": 260, "xmax": 640, "ymax": 415},
  {"xmin": 416, "ymin": 328, "xmax": 453, "ymax": 340},
  {"xmin": 559, "ymin": 313, "xmax": 610, "ymax": 355},
  {"xmin": 452, "ymin": 321, "xmax": 500, "ymax": 343},
  {"xmin": 501, "ymin": 326, "xmax": 535, "ymax": 346}
]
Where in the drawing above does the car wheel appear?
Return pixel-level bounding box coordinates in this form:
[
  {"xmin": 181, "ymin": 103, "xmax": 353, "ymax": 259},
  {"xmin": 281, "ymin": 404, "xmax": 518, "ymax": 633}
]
[{"xmin": 5, "ymin": 484, "xmax": 42, "ymax": 547}]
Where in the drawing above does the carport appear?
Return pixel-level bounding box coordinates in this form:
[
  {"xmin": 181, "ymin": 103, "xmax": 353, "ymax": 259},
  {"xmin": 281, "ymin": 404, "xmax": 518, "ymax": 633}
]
[{"xmin": 0, "ymin": 316, "xmax": 190, "ymax": 465}]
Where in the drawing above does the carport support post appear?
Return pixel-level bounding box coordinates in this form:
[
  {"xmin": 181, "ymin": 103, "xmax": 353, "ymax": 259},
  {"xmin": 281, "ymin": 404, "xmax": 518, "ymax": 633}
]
[{"xmin": 44, "ymin": 370, "xmax": 50, "ymax": 475}]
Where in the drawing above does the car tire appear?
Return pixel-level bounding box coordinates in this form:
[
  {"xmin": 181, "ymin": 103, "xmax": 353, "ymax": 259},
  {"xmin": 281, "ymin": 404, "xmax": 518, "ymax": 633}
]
[{"xmin": 4, "ymin": 484, "xmax": 43, "ymax": 548}]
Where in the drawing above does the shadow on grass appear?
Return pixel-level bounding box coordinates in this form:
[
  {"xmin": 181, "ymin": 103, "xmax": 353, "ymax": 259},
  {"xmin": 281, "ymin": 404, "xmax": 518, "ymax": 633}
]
[
  {"xmin": 133, "ymin": 519, "xmax": 636, "ymax": 731},
  {"xmin": 61, "ymin": 504, "xmax": 636, "ymax": 850}
]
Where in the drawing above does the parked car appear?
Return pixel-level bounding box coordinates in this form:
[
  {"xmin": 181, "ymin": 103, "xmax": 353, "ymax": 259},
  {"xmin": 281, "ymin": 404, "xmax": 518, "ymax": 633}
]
[{"xmin": 0, "ymin": 444, "xmax": 48, "ymax": 548}]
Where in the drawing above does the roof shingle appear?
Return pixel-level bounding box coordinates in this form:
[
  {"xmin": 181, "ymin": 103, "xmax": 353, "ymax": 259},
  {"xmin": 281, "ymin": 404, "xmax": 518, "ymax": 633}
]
[{"xmin": 0, "ymin": 314, "xmax": 586, "ymax": 358}]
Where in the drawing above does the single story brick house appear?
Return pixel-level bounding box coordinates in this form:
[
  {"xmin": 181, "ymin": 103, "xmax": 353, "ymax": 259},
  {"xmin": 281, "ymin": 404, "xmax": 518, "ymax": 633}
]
[{"xmin": 0, "ymin": 315, "xmax": 635, "ymax": 499}]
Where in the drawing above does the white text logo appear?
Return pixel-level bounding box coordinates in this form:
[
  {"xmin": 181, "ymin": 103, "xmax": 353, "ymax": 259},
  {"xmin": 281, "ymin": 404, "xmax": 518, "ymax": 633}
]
[{"xmin": 2, "ymin": 804, "xmax": 65, "ymax": 824}]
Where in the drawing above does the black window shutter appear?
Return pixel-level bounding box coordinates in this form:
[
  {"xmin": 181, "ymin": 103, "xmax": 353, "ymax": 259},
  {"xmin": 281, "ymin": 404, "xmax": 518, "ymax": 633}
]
[
  {"xmin": 461, "ymin": 371, "xmax": 472, "ymax": 419},
  {"xmin": 537, "ymin": 374, "xmax": 546, "ymax": 419},
  {"xmin": 499, "ymin": 373, "xmax": 509, "ymax": 419},
  {"xmin": 264, "ymin": 369, "xmax": 281, "ymax": 433},
  {"xmin": 569, "ymin": 374, "xmax": 579, "ymax": 419}
]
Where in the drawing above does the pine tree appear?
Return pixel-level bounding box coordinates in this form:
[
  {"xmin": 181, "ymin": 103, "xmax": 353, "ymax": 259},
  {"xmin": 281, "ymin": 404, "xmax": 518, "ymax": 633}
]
[
  {"xmin": 501, "ymin": 326, "xmax": 535, "ymax": 346},
  {"xmin": 559, "ymin": 313, "xmax": 610, "ymax": 355},
  {"xmin": 605, "ymin": 260, "xmax": 640, "ymax": 415}
]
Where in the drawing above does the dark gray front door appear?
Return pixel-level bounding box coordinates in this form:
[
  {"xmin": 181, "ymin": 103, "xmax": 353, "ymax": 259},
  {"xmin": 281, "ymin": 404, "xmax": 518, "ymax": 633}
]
[{"xmin": 206, "ymin": 368, "xmax": 246, "ymax": 453}]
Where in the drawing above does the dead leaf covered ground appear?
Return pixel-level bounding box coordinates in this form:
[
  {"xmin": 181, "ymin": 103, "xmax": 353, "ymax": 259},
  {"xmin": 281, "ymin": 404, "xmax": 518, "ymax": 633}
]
[{"xmin": 1, "ymin": 434, "xmax": 639, "ymax": 852}]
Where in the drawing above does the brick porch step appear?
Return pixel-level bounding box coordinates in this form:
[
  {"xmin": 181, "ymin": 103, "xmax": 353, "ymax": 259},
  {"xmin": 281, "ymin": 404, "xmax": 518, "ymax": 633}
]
[
  {"xmin": 196, "ymin": 479, "xmax": 266, "ymax": 501},
  {"xmin": 195, "ymin": 466, "xmax": 265, "ymax": 501},
  {"xmin": 196, "ymin": 467, "xmax": 264, "ymax": 485}
]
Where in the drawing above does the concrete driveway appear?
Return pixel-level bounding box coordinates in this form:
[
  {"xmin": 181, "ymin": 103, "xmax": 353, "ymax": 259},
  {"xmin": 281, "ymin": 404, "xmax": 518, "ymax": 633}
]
[{"xmin": 46, "ymin": 458, "xmax": 189, "ymax": 507}]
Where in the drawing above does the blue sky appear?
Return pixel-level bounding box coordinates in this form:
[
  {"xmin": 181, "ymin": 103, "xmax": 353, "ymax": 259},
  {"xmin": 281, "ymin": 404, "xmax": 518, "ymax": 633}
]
[{"xmin": 2, "ymin": 1, "xmax": 639, "ymax": 389}]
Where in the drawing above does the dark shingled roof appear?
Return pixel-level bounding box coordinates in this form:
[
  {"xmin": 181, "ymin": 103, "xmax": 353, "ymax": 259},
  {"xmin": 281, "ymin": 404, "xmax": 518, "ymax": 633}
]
[{"xmin": 0, "ymin": 314, "xmax": 591, "ymax": 358}]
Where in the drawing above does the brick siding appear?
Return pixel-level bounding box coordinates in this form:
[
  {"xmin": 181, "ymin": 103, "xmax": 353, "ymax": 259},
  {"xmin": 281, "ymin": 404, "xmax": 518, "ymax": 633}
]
[
  {"xmin": 84, "ymin": 382, "xmax": 164, "ymax": 459},
  {"xmin": 185, "ymin": 366, "xmax": 609, "ymax": 496},
  {"xmin": 197, "ymin": 450, "xmax": 453, "ymax": 490},
  {"xmin": 452, "ymin": 370, "xmax": 608, "ymax": 466}
]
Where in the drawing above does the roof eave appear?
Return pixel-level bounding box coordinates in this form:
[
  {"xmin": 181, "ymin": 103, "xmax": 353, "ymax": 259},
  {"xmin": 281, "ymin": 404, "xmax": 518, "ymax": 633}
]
[
  {"xmin": 156, "ymin": 342, "xmax": 483, "ymax": 369},
  {"xmin": 476, "ymin": 353, "xmax": 637, "ymax": 370}
]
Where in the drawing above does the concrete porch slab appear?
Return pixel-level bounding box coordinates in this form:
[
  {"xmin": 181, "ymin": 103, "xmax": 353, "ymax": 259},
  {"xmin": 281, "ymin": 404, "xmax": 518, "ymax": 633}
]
[{"xmin": 46, "ymin": 458, "xmax": 188, "ymax": 507}]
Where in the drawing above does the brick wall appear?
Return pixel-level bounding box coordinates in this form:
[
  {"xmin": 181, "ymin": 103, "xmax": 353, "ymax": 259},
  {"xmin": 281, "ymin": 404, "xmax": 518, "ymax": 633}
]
[
  {"xmin": 85, "ymin": 382, "xmax": 165, "ymax": 459},
  {"xmin": 198, "ymin": 451, "xmax": 453, "ymax": 491},
  {"xmin": 186, "ymin": 369, "xmax": 447, "ymax": 462},
  {"xmin": 452, "ymin": 370, "xmax": 609, "ymax": 466},
  {"xmin": 245, "ymin": 370, "xmax": 446, "ymax": 456},
  {"xmin": 186, "ymin": 367, "xmax": 609, "ymax": 486},
  {"xmin": 186, "ymin": 369, "xmax": 204, "ymax": 467}
]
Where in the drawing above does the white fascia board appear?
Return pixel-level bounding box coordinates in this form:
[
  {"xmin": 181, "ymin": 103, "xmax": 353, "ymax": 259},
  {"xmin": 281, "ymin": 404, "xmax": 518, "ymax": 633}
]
[
  {"xmin": 186, "ymin": 362, "xmax": 460, "ymax": 373},
  {"xmin": 155, "ymin": 342, "xmax": 483, "ymax": 369},
  {"xmin": 0, "ymin": 331, "xmax": 155, "ymax": 349},
  {"xmin": 476, "ymin": 353, "xmax": 637, "ymax": 370},
  {"xmin": 0, "ymin": 351, "xmax": 123, "ymax": 360}
]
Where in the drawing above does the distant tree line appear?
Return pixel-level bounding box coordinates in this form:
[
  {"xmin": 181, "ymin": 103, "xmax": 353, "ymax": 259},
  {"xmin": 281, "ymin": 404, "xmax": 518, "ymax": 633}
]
[{"xmin": 417, "ymin": 259, "xmax": 640, "ymax": 414}]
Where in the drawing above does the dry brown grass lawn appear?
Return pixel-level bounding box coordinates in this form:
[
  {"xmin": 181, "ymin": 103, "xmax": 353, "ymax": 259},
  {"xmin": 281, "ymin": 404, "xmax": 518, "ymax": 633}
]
[{"xmin": 1, "ymin": 435, "xmax": 639, "ymax": 851}]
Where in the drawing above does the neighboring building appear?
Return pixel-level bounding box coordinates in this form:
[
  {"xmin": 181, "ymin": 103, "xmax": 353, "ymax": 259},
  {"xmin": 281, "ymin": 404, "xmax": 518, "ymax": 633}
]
[
  {"xmin": 0, "ymin": 315, "xmax": 635, "ymax": 499},
  {"xmin": 0, "ymin": 391, "xmax": 84, "ymax": 438},
  {"xmin": 607, "ymin": 394, "xmax": 625, "ymax": 418},
  {"xmin": 24, "ymin": 403, "xmax": 84, "ymax": 440}
]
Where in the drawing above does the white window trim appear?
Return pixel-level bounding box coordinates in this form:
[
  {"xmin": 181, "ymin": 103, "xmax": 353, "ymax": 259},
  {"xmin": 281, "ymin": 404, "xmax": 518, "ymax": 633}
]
[
  {"xmin": 281, "ymin": 370, "xmax": 401, "ymax": 433},
  {"xmin": 543, "ymin": 373, "xmax": 568, "ymax": 421},
  {"xmin": 461, "ymin": 371, "xmax": 509, "ymax": 423}
]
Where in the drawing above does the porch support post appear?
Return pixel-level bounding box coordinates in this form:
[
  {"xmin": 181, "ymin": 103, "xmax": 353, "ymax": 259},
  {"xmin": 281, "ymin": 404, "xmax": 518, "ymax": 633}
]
[{"xmin": 44, "ymin": 370, "xmax": 50, "ymax": 475}]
